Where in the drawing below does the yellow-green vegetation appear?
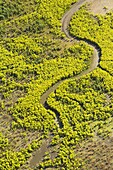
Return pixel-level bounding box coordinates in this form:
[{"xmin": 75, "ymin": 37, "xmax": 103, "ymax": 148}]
[
  {"xmin": 42, "ymin": 4, "xmax": 113, "ymax": 170},
  {"xmin": 69, "ymin": 5, "xmax": 113, "ymax": 67},
  {"xmin": 0, "ymin": 0, "xmax": 113, "ymax": 170}
]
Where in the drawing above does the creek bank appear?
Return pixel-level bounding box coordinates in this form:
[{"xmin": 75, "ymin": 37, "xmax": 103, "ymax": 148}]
[{"xmin": 30, "ymin": 0, "xmax": 101, "ymax": 167}]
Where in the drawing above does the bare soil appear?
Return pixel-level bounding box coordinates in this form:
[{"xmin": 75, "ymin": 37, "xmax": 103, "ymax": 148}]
[
  {"xmin": 88, "ymin": 0, "xmax": 113, "ymax": 15},
  {"xmin": 76, "ymin": 135, "xmax": 113, "ymax": 170}
]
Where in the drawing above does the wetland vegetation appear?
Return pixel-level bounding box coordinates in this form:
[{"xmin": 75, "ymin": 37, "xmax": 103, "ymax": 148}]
[{"xmin": 0, "ymin": 0, "xmax": 113, "ymax": 169}]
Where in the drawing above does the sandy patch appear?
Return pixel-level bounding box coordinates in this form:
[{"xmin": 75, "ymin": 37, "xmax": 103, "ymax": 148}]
[{"xmin": 87, "ymin": 0, "xmax": 113, "ymax": 15}]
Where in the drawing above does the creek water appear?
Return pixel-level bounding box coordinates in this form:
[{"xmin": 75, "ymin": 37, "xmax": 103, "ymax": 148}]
[{"xmin": 30, "ymin": 0, "xmax": 101, "ymax": 167}]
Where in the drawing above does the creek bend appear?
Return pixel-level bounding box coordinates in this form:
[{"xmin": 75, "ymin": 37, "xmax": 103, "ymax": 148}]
[
  {"xmin": 40, "ymin": 0, "xmax": 101, "ymax": 128},
  {"xmin": 30, "ymin": 0, "xmax": 102, "ymax": 168}
]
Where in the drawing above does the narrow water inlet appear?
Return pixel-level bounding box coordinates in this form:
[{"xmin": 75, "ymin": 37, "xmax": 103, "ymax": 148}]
[
  {"xmin": 29, "ymin": 140, "xmax": 49, "ymax": 168},
  {"xmin": 40, "ymin": 0, "xmax": 101, "ymax": 129},
  {"xmin": 30, "ymin": 0, "xmax": 102, "ymax": 167}
]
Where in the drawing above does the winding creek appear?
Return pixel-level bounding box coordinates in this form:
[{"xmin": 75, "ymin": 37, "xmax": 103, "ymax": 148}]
[
  {"xmin": 40, "ymin": 0, "xmax": 101, "ymax": 128},
  {"xmin": 30, "ymin": 0, "xmax": 102, "ymax": 167}
]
